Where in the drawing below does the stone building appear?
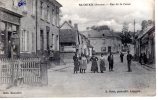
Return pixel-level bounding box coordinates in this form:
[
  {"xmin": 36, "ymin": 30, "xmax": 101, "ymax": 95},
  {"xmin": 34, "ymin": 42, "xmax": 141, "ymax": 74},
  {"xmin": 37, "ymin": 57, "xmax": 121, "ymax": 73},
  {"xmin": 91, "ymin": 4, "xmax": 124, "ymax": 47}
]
[
  {"xmin": 82, "ymin": 30, "xmax": 122, "ymax": 54},
  {"xmin": 0, "ymin": 0, "xmax": 62, "ymax": 59}
]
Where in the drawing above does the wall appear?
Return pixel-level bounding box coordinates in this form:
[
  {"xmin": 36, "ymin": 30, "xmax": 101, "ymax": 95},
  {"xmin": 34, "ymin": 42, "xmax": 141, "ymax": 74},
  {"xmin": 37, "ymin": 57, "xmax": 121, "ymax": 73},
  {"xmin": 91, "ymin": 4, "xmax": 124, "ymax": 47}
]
[
  {"xmin": 36, "ymin": 0, "xmax": 60, "ymax": 55},
  {"xmin": 89, "ymin": 37, "xmax": 121, "ymax": 53}
]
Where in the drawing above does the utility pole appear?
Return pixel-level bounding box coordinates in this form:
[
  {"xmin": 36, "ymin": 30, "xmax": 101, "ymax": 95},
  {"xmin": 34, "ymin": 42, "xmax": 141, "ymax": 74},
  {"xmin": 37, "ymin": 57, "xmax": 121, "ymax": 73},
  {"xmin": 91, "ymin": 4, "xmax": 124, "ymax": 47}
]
[
  {"xmin": 134, "ymin": 19, "xmax": 135, "ymax": 34},
  {"xmin": 133, "ymin": 19, "xmax": 136, "ymax": 60}
]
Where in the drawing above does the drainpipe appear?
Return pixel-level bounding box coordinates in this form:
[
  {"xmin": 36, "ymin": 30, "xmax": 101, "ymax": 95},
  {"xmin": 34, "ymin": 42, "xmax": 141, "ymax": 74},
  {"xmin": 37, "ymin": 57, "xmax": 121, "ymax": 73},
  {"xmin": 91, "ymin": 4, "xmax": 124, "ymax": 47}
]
[{"xmin": 35, "ymin": 0, "xmax": 38, "ymax": 55}]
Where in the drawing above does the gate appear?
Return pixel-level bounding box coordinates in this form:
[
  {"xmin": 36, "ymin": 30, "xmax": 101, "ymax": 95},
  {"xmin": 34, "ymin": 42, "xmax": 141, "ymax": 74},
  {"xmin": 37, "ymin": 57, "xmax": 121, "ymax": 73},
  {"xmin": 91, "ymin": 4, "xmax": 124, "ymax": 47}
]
[{"xmin": 0, "ymin": 58, "xmax": 47, "ymax": 86}]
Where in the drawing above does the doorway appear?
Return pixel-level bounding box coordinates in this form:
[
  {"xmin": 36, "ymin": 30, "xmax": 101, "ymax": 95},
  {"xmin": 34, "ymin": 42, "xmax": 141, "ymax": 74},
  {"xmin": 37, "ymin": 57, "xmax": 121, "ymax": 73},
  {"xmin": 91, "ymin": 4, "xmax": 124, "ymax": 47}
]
[
  {"xmin": 40, "ymin": 30, "xmax": 44, "ymax": 52},
  {"xmin": 108, "ymin": 46, "xmax": 111, "ymax": 53}
]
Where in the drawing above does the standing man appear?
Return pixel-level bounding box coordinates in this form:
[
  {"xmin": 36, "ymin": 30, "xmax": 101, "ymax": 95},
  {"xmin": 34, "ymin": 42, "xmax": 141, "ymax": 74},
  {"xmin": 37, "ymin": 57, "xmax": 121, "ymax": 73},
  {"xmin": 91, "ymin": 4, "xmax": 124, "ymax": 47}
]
[
  {"xmin": 127, "ymin": 51, "xmax": 133, "ymax": 72},
  {"xmin": 73, "ymin": 54, "xmax": 80, "ymax": 74},
  {"xmin": 108, "ymin": 52, "xmax": 114, "ymax": 71},
  {"xmin": 143, "ymin": 53, "xmax": 147, "ymax": 64},
  {"xmin": 139, "ymin": 53, "xmax": 143, "ymax": 65},
  {"xmin": 120, "ymin": 52, "xmax": 124, "ymax": 63}
]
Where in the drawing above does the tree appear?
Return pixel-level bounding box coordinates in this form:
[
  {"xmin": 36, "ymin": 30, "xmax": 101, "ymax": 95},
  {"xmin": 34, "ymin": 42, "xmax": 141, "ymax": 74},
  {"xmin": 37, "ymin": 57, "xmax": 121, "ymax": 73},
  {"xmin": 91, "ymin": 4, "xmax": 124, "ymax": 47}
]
[
  {"xmin": 141, "ymin": 20, "xmax": 148, "ymax": 30},
  {"xmin": 120, "ymin": 22, "xmax": 132, "ymax": 46},
  {"xmin": 122, "ymin": 22, "xmax": 129, "ymax": 34},
  {"xmin": 91, "ymin": 25, "xmax": 110, "ymax": 31},
  {"xmin": 141, "ymin": 20, "xmax": 153, "ymax": 31}
]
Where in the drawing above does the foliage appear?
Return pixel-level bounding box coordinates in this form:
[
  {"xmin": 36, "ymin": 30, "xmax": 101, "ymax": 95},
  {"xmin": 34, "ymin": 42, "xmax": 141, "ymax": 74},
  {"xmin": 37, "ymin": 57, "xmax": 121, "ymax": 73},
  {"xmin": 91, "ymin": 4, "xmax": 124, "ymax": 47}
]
[
  {"xmin": 90, "ymin": 25, "xmax": 110, "ymax": 31},
  {"xmin": 120, "ymin": 22, "xmax": 132, "ymax": 45}
]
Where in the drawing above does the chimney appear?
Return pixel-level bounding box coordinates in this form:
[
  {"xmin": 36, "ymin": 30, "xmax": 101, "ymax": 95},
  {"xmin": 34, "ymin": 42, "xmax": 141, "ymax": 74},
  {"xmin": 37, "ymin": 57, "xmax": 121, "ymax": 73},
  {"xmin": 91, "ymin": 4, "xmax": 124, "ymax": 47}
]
[
  {"xmin": 74, "ymin": 23, "xmax": 78, "ymax": 30},
  {"xmin": 68, "ymin": 20, "xmax": 72, "ymax": 25}
]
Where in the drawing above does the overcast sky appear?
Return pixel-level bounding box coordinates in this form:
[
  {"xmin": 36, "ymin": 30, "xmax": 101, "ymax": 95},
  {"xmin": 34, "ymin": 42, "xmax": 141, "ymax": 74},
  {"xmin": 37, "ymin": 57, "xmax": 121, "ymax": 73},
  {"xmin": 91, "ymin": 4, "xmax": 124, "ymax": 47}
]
[{"xmin": 57, "ymin": 0, "xmax": 154, "ymax": 32}]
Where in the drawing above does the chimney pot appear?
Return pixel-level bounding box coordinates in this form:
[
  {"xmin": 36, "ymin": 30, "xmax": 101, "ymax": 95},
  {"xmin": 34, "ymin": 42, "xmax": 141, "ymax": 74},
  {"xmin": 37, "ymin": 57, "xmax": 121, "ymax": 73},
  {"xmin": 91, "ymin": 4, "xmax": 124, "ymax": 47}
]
[{"xmin": 74, "ymin": 23, "xmax": 78, "ymax": 30}]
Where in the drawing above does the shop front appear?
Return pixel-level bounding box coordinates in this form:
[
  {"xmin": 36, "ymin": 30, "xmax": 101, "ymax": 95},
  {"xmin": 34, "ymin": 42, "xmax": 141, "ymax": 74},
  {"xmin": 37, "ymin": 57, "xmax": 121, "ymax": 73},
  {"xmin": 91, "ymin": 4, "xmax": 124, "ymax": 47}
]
[{"xmin": 0, "ymin": 7, "xmax": 22, "ymax": 58}]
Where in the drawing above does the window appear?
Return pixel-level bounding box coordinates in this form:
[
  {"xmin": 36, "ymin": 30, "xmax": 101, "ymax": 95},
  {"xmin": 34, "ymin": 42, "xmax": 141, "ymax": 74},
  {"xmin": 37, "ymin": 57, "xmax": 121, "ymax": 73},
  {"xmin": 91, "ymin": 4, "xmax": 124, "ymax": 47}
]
[
  {"xmin": 32, "ymin": 32, "xmax": 34, "ymax": 51},
  {"xmin": 52, "ymin": 6, "xmax": 55, "ymax": 25},
  {"xmin": 56, "ymin": 6, "xmax": 59, "ymax": 26},
  {"xmin": 40, "ymin": 1, "xmax": 44, "ymax": 19},
  {"xmin": 51, "ymin": 34, "xmax": 54, "ymax": 50},
  {"xmin": 40, "ymin": 30, "xmax": 44, "ymax": 51},
  {"xmin": 47, "ymin": 32, "xmax": 49, "ymax": 50},
  {"xmin": 55, "ymin": 35, "xmax": 58, "ymax": 50},
  {"xmin": 101, "ymin": 47, "xmax": 106, "ymax": 52},
  {"xmin": 103, "ymin": 39, "xmax": 106, "ymax": 44},
  {"xmin": 32, "ymin": 0, "xmax": 36, "ymax": 15},
  {"xmin": 12, "ymin": 0, "xmax": 18, "ymax": 7},
  {"xmin": 21, "ymin": 0, "xmax": 27, "ymax": 13},
  {"xmin": 20, "ymin": 30, "xmax": 29, "ymax": 52},
  {"xmin": 108, "ymin": 46, "xmax": 111, "ymax": 53},
  {"xmin": 46, "ymin": 5, "xmax": 50, "ymax": 22}
]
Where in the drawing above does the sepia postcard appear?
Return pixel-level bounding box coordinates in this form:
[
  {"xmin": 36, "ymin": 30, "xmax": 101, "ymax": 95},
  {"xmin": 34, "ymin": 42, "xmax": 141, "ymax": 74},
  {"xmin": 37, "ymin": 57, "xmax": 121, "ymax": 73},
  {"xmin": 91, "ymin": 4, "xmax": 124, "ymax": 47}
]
[{"xmin": 0, "ymin": 0, "xmax": 156, "ymax": 97}]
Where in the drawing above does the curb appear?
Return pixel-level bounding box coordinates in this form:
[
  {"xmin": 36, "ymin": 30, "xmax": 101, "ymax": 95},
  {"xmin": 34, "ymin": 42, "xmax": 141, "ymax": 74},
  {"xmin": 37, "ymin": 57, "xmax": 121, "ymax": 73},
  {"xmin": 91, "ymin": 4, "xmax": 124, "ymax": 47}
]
[{"xmin": 143, "ymin": 64, "xmax": 155, "ymax": 69}]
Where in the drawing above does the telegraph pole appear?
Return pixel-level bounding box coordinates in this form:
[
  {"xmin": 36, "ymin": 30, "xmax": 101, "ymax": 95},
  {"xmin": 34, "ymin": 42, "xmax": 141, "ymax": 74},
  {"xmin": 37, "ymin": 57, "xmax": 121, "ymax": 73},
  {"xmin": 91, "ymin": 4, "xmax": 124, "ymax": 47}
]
[
  {"xmin": 134, "ymin": 19, "xmax": 135, "ymax": 34},
  {"xmin": 133, "ymin": 19, "xmax": 136, "ymax": 60}
]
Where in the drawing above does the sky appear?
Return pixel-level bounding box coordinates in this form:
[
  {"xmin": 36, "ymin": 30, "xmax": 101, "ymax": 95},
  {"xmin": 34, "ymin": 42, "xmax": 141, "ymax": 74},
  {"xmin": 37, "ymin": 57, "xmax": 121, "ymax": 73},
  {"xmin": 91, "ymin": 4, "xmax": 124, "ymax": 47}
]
[{"xmin": 57, "ymin": 0, "xmax": 154, "ymax": 32}]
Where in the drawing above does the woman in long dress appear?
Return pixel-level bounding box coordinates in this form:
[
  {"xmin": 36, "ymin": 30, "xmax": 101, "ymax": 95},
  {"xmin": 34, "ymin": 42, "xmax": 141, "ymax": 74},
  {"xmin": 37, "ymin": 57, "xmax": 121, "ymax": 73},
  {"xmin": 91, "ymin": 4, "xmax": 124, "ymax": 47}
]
[
  {"xmin": 100, "ymin": 54, "xmax": 106, "ymax": 73},
  {"xmin": 90, "ymin": 55, "xmax": 98, "ymax": 73},
  {"xmin": 81, "ymin": 55, "xmax": 87, "ymax": 73}
]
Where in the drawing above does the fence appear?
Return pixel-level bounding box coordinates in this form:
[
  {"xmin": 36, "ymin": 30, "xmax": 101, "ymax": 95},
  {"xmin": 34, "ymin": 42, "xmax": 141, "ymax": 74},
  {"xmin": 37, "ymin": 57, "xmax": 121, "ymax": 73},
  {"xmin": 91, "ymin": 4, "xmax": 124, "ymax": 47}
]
[{"xmin": 0, "ymin": 57, "xmax": 48, "ymax": 86}]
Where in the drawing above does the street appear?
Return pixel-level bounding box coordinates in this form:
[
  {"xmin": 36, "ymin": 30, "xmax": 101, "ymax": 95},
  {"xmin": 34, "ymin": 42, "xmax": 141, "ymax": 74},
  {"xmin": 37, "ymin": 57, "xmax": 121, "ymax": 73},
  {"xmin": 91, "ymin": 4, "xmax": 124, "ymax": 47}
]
[{"xmin": 5, "ymin": 54, "xmax": 155, "ymax": 97}]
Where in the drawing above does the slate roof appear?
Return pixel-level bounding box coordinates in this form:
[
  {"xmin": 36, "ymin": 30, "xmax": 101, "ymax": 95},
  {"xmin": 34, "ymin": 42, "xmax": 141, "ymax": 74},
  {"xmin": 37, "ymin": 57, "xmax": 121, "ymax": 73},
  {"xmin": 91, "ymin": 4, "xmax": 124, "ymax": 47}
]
[
  {"xmin": 60, "ymin": 21, "xmax": 74, "ymax": 29},
  {"xmin": 59, "ymin": 29, "xmax": 77, "ymax": 43},
  {"xmin": 81, "ymin": 30, "xmax": 121, "ymax": 39},
  {"xmin": 138, "ymin": 26, "xmax": 154, "ymax": 39}
]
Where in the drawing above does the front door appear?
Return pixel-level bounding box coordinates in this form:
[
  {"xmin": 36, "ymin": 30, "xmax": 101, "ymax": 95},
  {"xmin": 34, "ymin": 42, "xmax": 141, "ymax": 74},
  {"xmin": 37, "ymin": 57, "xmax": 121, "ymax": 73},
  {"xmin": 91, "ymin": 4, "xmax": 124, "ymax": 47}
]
[
  {"xmin": 40, "ymin": 30, "xmax": 44, "ymax": 53},
  {"xmin": 108, "ymin": 46, "xmax": 111, "ymax": 53},
  {"xmin": 7, "ymin": 31, "xmax": 12, "ymax": 58}
]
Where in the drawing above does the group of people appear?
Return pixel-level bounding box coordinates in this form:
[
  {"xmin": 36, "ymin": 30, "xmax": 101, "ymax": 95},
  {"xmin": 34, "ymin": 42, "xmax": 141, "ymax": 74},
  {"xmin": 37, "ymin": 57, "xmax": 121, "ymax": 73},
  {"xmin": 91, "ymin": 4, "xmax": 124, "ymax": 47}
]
[
  {"xmin": 73, "ymin": 51, "xmax": 133, "ymax": 74},
  {"xmin": 73, "ymin": 53, "xmax": 107, "ymax": 74},
  {"xmin": 119, "ymin": 51, "xmax": 133, "ymax": 72},
  {"xmin": 73, "ymin": 54, "xmax": 87, "ymax": 74}
]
